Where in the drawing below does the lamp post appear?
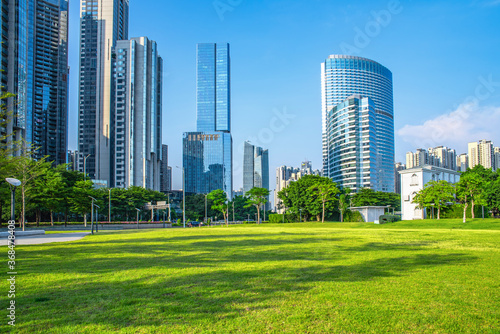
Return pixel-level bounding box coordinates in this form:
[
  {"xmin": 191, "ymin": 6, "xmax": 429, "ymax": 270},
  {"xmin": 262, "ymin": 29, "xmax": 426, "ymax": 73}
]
[
  {"xmin": 175, "ymin": 166, "xmax": 186, "ymax": 228},
  {"xmin": 83, "ymin": 154, "xmax": 91, "ymax": 181},
  {"xmin": 108, "ymin": 189, "xmax": 111, "ymax": 223},
  {"xmin": 94, "ymin": 204, "xmax": 100, "ymax": 233},
  {"xmin": 6, "ymin": 178, "xmax": 21, "ymax": 232},
  {"xmin": 204, "ymin": 193, "xmax": 208, "ymax": 225},
  {"xmin": 136, "ymin": 208, "xmax": 141, "ymax": 229},
  {"xmin": 89, "ymin": 196, "xmax": 96, "ymax": 234}
]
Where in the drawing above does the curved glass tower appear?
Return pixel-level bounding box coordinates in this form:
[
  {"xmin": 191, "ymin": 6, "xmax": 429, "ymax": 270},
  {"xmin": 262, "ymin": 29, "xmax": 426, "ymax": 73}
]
[{"xmin": 321, "ymin": 55, "xmax": 394, "ymax": 192}]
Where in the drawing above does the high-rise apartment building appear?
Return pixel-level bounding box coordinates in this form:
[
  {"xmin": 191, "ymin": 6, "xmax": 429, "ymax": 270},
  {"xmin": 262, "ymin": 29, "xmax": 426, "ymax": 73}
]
[
  {"xmin": 494, "ymin": 147, "xmax": 500, "ymax": 171},
  {"xmin": 243, "ymin": 141, "xmax": 269, "ymax": 193},
  {"xmin": 326, "ymin": 95, "xmax": 378, "ymax": 191},
  {"xmin": 321, "ymin": 55, "xmax": 394, "ymax": 192},
  {"xmin": 457, "ymin": 154, "xmax": 468, "ymax": 172},
  {"xmin": 112, "ymin": 37, "xmax": 162, "ymax": 190},
  {"xmin": 183, "ymin": 43, "xmax": 233, "ymax": 198},
  {"xmin": 1, "ymin": 0, "xmax": 69, "ymax": 164},
  {"xmin": 274, "ymin": 162, "xmax": 320, "ymax": 213},
  {"xmin": 468, "ymin": 140, "xmax": 494, "ymax": 170},
  {"xmin": 407, "ymin": 147, "xmax": 456, "ymax": 171},
  {"xmin": 78, "ymin": 0, "xmax": 129, "ymax": 183}
]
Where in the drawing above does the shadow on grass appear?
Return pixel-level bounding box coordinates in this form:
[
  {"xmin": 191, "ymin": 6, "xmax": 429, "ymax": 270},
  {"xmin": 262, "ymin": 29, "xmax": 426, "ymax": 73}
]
[{"xmin": 14, "ymin": 252, "xmax": 477, "ymax": 332}]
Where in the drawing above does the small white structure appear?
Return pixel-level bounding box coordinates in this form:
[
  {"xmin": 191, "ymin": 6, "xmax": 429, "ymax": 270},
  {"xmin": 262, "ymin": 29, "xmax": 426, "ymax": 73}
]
[
  {"xmin": 399, "ymin": 165, "xmax": 460, "ymax": 221},
  {"xmin": 350, "ymin": 206, "xmax": 388, "ymax": 223}
]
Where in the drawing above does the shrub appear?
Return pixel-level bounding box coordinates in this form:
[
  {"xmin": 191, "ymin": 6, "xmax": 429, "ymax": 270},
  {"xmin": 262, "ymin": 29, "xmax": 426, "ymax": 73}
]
[
  {"xmin": 269, "ymin": 214, "xmax": 293, "ymax": 224},
  {"xmin": 379, "ymin": 214, "xmax": 400, "ymax": 224},
  {"xmin": 344, "ymin": 210, "xmax": 364, "ymax": 222}
]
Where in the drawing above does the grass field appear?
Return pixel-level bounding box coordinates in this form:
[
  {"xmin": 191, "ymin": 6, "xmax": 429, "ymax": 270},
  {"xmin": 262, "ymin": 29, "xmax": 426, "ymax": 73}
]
[{"xmin": 2, "ymin": 219, "xmax": 499, "ymax": 333}]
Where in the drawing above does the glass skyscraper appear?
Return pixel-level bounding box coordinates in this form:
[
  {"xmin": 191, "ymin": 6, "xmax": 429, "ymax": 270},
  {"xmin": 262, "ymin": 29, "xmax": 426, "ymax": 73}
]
[
  {"xmin": 243, "ymin": 141, "xmax": 269, "ymax": 194},
  {"xmin": 78, "ymin": 0, "xmax": 129, "ymax": 182},
  {"xmin": 183, "ymin": 43, "xmax": 233, "ymax": 198},
  {"xmin": 321, "ymin": 55, "xmax": 394, "ymax": 192},
  {"xmin": 1, "ymin": 0, "xmax": 69, "ymax": 164},
  {"xmin": 113, "ymin": 37, "xmax": 163, "ymax": 190}
]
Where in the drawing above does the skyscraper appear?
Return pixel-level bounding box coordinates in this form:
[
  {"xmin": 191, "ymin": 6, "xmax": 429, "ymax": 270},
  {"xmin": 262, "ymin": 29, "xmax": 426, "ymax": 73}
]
[
  {"xmin": 78, "ymin": 0, "xmax": 129, "ymax": 183},
  {"xmin": 183, "ymin": 43, "xmax": 233, "ymax": 198},
  {"xmin": 243, "ymin": 141, "xmax": 269, "ymax": 194},
  {"xmin": 1, "ymin": 0, "xmax": 69, "ymax": 164},
  {"xmin": 321, "ymin": 55, "xmax": 394, "ymax": 192},
  {"xmin": 326, "ymin": 95, "xmax": 378, "ymax": 191},
  {"xmin": 160, "ymin": 144, "xmax": 172, "ymax": 192},
  {"xmin": 112, "ymin": 37, "xmax": 162, "ymax": 190}
]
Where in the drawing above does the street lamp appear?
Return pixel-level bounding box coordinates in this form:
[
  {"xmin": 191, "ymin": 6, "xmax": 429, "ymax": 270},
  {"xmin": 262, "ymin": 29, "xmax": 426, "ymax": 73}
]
[
  {"xmin": 204, "ymin": 193, "xmax": 208, "ymax": 225},
  {"xmin": 175, "ymin": 166, "xmax": 185, "ymax": 228},
  {"xmin": 94, "ymin": 204, "xmax": 100, "ymax": 233},
  {"xmin": 83, "ymin": 154, "xmax": 91, "ymax": 181},
  {"xmin": 136, "ymin": 208, "xmax": 141, "ymax": 229},
  {"xmin": 6, "ymin": 178, "xmax": 21, "ymax": 230},
  {"xmin": 89, "ymin": 196, "xmax": 97, "ymax": 234},
  {"xmin": 108, "ymin": 189, "xmax": 111, "ymax": 223}
]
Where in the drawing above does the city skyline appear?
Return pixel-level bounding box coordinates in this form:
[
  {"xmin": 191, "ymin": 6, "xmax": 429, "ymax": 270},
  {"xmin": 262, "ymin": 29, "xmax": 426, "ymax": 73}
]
[{"xmin": 59, "ymin": 1, "xmax": 500, "ymax": 189}]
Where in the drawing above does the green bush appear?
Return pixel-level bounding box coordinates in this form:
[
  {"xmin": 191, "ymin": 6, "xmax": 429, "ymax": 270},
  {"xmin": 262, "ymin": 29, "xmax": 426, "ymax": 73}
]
[
  {"xmin": 344, "ymin": 210, "xmax": 364, "ymax": 222},
  {"xmin": 269, "ymin": 214, "xmax": 293, "ymax": 224},
  {"xmin": 379, "ymin": 214, "xmax": 400, "ymax": 224},
  {"xmin": 441, "ymin": 205, "xmax": 490, "ymax": 219}
]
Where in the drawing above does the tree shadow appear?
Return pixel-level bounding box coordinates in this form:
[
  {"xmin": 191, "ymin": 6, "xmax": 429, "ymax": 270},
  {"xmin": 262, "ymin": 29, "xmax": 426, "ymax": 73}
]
[{"xmin": 14, "ymin": 252, "xmax": 477, "ymax": 332}]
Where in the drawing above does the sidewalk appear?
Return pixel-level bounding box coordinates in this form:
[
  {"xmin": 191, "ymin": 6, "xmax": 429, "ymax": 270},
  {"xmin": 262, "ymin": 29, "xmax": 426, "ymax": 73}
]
[{"xmin": 0, "ymin": 232, "xmax": 90, "ymax": 246}]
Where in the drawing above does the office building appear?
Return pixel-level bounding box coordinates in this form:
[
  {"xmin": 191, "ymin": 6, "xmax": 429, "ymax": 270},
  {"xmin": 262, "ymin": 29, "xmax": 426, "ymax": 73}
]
[
  {"xmin": 394, "ymin": 162, "xmax": 406, "ymax": 194},
  {"xmin": 243, "ymin": 141, "xmax": 269, "ymax": 193},
  {"xmin": 78, "ymin": 0, "xmax": 129, "ymax": 182},
  {"xmin": 1, "ymin": 0, "xmax": 69, "ymax": 164},
  {"xmin": 326, "ymin": 95, "xmax": 378, "ymax": 191},
  {"xmin": 183, "ymin": 43, "xmax": 233, "ymax": 198},
  {"xmin": 160, "ymin": 145, "xmax": 172, "ymax": 192},
  {"xmin": 112, "ymin": 37, "xmax": 162, "ymax": 190},
  {"xmin": 321, "ymin": 55, "xmax": 394, "ymax": 192}
]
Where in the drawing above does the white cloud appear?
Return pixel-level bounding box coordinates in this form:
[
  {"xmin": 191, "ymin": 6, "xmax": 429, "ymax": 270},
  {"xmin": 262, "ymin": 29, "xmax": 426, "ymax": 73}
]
[{"xmin": 397, "ymin": 102, "xmax": 500, "ymax": 153}]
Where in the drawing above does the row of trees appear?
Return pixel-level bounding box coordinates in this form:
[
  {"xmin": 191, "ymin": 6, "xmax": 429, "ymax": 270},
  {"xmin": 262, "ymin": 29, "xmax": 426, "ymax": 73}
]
[
  {"xmin": 413, "ymin": 165, "xmax": 500, "ymax": 221},
  {"xmin": 277, "ymin": 175, "xmax": 400, "ymax": 222}
]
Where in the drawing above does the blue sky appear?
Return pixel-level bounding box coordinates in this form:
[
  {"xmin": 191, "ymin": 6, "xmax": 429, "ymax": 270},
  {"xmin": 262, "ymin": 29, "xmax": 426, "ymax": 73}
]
[{"xmin": 67, "ymin": 0, "xmax": 500, "ymax": 190}]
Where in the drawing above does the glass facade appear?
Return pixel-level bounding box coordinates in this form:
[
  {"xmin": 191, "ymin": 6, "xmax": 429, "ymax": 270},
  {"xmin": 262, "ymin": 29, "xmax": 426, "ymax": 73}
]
[
  {"xmin": 184, "ymin": 43, "xmax": 233, "ymax": 198},
  {"xmin": 326, "ymin": 96, "xmax": 378, "ymax": 192},
  {"xmin": 1, "ymin": 0, "xmax": 68, "ymax": 164},
  {"xmin": 321, "ymin": 55, "xmax": 394, "ymax": 192},
  {"xmin": 243, "ymin": 141, "xmax": 269, "ymax": 194},
  {"xmin": 196, "ymin": 43, "xmax": 230, "ymax": 133},
  {"xmin": 183, "ymin": 132, "xmax": 232, "ymax": 198},
  {"xmin": 78, "ymin": 0, "xmax": 129, "ymax": 182},
  {"xmin": 113, "ymin": 37, "xmax": 162, "ymax": 190}
]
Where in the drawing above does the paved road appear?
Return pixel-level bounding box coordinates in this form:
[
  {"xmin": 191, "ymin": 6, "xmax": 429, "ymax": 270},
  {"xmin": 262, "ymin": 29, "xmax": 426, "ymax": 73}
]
[{"xmin": 0, "ymin": 232, "xmax": 90, "ymax": 246}]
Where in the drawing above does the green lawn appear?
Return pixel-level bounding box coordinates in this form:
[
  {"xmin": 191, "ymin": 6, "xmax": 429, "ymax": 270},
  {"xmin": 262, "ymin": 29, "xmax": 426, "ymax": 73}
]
[{"xmin": 2, "ymin": 220, "xmax": 500, "ymax": 333}]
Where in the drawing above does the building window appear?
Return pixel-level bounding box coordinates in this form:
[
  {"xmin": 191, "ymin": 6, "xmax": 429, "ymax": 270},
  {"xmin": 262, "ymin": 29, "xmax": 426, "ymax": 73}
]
[{"xmin": 410, "ymin": 174, "xmax": 418, "ymax": 186}]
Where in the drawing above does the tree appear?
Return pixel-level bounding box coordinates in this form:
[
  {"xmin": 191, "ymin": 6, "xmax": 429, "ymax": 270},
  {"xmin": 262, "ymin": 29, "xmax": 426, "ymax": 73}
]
[
  {"xmin": 245, "ymin": 187, "xmax": 270, "ymax": 224},
  {"xmin": 208, "ymin": 189, "xmax": 229, "ymax": 225},
  {"xmin": 338, "ymin": 188, "xmax": 351, "ymax": 223},
  {"xmin": 69, "ymin": 180, "xmax": 95, "ymax": 226},
  {"xmin": 351, "ymin": 188, "xmax": 401, "ymax": 211},
  {"xmin": 308, "ymin": 181, "xmax": 339, "ymax": 223},
  {"xmin": 413, "ymin": 180, "xmax": 455, "ymax": 220},
  {"xmin": 457, "ymin": 169, "xmax": 487, "ymax": 221},
  {"xmin": 10, "ymin": 143, "xmax": 51, "ymax": 230},
  {"xmin": 278, "ymin": 175, "xmax": 336, "ymax": 221},
  {"xmin": 484, "ymin": 171, "xmax": 500, "ymax": 216}
]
